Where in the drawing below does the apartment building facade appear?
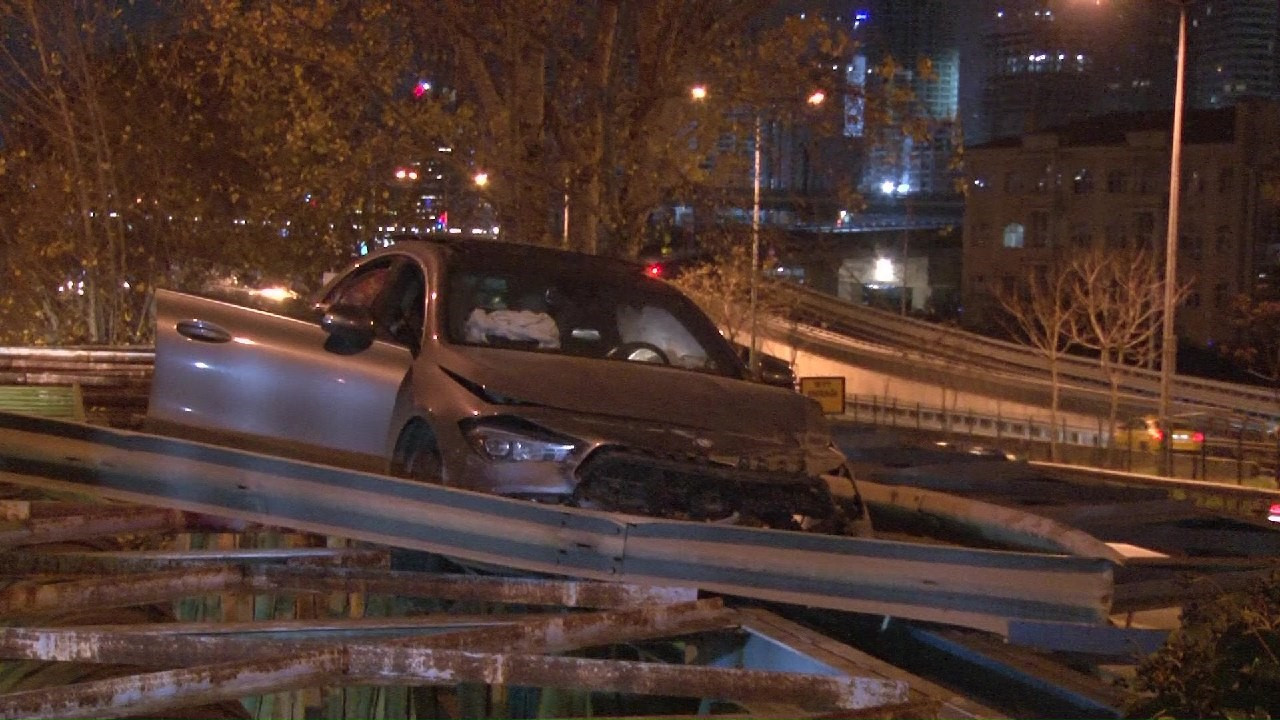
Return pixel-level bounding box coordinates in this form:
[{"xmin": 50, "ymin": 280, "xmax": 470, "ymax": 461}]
[{"xmin": 961, "ymin": 100, "xmax": 1280, "ymax": 348}]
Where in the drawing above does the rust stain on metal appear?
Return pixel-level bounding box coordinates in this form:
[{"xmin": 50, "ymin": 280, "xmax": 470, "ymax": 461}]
[
  {"xmin": 254, "ymin": 564, "xmax": 696, "ymax": 608},
  {"xmin": 380, "ymin": 598, "xmax": 734, "ymax": 654},
  {"xmin": 0, "ymin": 507, "xmax": 185, "ymax": 549},
  {"xmin": 0, "ymin": 547, "xmax": 387, "ymax": 576},
  {"xmin": 0, "ymin": 566, "xmax": 246, "ymax": 617},
  {"xmin": 0, "ymin": 626, "xmax": 325, "ymax": 667},
  {"xmin": 350, "ymin": 648, "xmax": 908, "ymax": 711},
  {"xmin": 0, "ymin": 500, "xmax": 29, "ymax": 521},
  {"xmin": 0, "ymin": 601, "xmax": 732, "ymax": 669},
  {"xmin": 0, "ymin": 649, "xmax": 346, "ymax": 720}
]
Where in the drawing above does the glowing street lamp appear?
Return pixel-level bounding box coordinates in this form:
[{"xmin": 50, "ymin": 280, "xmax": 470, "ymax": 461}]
[{"xmin": 473, "ymin": 172, "xmax": 489, "ymax": 188}]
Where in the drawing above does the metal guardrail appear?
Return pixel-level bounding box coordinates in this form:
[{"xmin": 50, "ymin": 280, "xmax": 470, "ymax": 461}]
[
  {"xmin": 782, "ymin": 284, "xmax": 1280, "ymax": 422},
  {"xmin": 835, "ymin": 393, "xmax": 1280, "ymax": 486},
  {"xmin": 0, "ymin": 346, "xmax": 153, "ymax": 383},
  {"xmin": 1030, "ymin": 461, "xmax": 1280, "ymax": 522},
  {"xmin": 796, "ymin": 216, "xmax": 958, "ymax": 233},
  {"xmin": 2, "ymin": 345, "xmax": 1268, "ymax": 482},
  {"xmin": 839, "ymin": 393, "xmax": 1108, "ymax": 449},
  {"xmin": 0, "ymin": 410, "xmax": 1114, "ymax": 636}
]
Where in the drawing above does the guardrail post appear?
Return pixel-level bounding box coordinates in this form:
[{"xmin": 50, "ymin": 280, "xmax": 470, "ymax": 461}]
[
  {"xmin": 871, "ymin": 396, "xmax": 879, "ymax": 425},
  {"xmin": 852, "ymin": 395, "xmax": 859, "ymax": 423},
  {"xmin": 890, "ymin": 397, "xmax": 897, "ymax": 428},
  {"xmin": 1237, "ymin": 425, "xmax": 1244, "ymax": 485},
  {"xmin": 1125, "ymin": 425, "xmax": 1133, "ymax": 472},
  {"xmin": 916, "ymin": 402, "xmax": 921, "ymax": 430},
  {"xmin": 1273, "ymin": 433, "xmax": 1279, "ymax": 487}
]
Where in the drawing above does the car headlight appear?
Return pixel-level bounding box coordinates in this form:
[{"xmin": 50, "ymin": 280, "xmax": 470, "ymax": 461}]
[{"xmin": 461, "ymin": 417, "xmax": 578, "ymax": 463}]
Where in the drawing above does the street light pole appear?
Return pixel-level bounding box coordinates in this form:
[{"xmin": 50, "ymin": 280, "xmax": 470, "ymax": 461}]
[
  {"xmin": 749, "ymin": 113, "xmax": 762, "ymax": 375},
  {"xmin": 692, "ymin": 85, "xmax": 821, "ymax": 376},
  {"xmin": 748, "ymin": 92, "xmax": 823, "ymax": 375},
  {"xmin": 1158, "ymin": 1, "xmax": 1188, "ymax": 473}
]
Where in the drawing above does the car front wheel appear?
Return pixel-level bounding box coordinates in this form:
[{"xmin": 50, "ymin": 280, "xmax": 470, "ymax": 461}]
[{"xmin": 392, "ymin": 422, "xmax": 444, "ymax": 484}]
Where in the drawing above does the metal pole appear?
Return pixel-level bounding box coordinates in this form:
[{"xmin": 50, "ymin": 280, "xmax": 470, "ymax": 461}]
[
  {"xmin": 750, "ymin": 113, "xmax": 762, "ymax": 375},
  {"xmin": 563, "ymin": 177, "xmax": 570, "ymax": 248},
  {"xmin": 1158, "ymin": 2, "xmax": 1188, "ymax": 475}
]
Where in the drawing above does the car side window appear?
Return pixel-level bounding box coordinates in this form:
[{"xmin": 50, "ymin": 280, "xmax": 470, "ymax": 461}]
[
  {"xmin": 324, "ymin": 259, "xmax": 395, "ymax": 310},
  {"xmin": 376, "ymin": 263, "xmax": 427, "ymax": 352}
]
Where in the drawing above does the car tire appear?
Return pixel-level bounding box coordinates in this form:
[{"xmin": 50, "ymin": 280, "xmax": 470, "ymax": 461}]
[{"xmin": 392, "ymin": 422, "xmax": 444, "ymax": 484}]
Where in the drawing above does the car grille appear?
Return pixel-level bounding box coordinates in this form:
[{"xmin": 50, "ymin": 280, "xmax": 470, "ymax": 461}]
[{"xmin": 572, "ymin": 448, "xmax": 837, "ymax": 528}]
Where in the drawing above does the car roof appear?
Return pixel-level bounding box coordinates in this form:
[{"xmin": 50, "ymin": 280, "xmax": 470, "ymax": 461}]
[{"xmin": 381, "ymin": 235, "xmax": 647, "ymax": 279}]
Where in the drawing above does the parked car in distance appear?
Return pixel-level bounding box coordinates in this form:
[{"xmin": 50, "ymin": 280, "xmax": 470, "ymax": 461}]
[
  {"xmin": 933, "ymin": 441, "xmax": 1017, "ymax": 461},
  {"xmin": 148, "ymin": 236, "xmax": 868, "ymax": 535},
  {"xmin": 1113, "ymin": 414, "xmax": 1205, "ymax": 453}
]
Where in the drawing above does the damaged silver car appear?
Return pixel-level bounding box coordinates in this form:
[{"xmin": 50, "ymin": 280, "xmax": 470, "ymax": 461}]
[{"xmin": 148, "ymin": 237, "xmax": 867, "ymax": 534}]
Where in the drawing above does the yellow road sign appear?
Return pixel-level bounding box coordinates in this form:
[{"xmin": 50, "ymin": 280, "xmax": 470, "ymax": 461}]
[{"xmin": 799, "ymin": 376, "xmax": 846, "ymax": 415}]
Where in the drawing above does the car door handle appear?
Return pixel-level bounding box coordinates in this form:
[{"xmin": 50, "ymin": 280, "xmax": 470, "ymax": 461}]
[{"xmin": 175, "ymin": 319, "xmax": 233, "ymax": 343}]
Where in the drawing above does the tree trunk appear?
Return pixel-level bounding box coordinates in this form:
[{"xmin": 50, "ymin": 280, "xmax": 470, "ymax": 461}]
[
  {"xmin": 1049, "ymin": 353, "xmax": 1061, "ymax": 462},
  {"xmin": 1104, "ymin": 352, "xmax": 1122, "ymax": 463}
]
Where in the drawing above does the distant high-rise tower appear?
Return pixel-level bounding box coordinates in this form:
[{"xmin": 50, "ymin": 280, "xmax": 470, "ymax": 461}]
[
  {"xmin": 1188, "ymin": 0, "xmax": 1280, "ymax": 109},
  {"xmin": 855, "ymin": 0, "xmax": 962, "ymax": 196},
  {"xmin": 961, "ymin": 0, "xmax": 1176, "ymax": 145},
  {"xmin": 865, "ymin": 0, "xmax": 960, "ymax": 119}
]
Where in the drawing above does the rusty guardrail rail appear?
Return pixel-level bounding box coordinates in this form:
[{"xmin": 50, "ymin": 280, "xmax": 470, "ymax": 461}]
[
  {"xmin": 0, "ymin": 499, "xmax": 941, "ymax": 720},
  {"xmin": 0, "ymin": 410, "xmax": 1113, "ymax": 636}
]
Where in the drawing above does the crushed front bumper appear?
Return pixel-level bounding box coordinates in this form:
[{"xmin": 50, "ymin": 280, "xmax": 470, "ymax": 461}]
[{"xmin": 572, "ymin": 448, "xmax": 865, "ymax": 535}]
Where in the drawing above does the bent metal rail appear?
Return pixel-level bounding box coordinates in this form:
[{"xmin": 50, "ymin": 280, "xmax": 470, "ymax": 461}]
[{"xmin": 0, "ymin": 410, "xmax": 1112, "ymax": 637}]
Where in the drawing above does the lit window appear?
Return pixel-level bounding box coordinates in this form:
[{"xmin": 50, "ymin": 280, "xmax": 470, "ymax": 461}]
[
  {"xmin": 873, "ymin": 258, "xmax": 896, "ymax": 283},
  {"xmin": 1003, "ymin": 223, "xmax": 1025, "ymax": 249}
]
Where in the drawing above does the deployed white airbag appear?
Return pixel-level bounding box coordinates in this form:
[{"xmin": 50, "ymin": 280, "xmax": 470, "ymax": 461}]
[{"xmin": 465, "ymin": 309, "xmax": 561, "ymax": 349}]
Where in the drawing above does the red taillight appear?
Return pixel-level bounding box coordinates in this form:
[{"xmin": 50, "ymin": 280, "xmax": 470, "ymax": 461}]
[
  {"xmin": 1193, "ymin": 431, "xmax": 1205, "ymax": 443},
  {"xmin": 1269, "ymin": 502, "xmax": 1280, "ymax": 523},
  {"xmin": 1151, "ymin": 428, "xmax": 1165, "ymax": 442},
  {"xmin": 645, "ymin": 263, "xmax": 663, "ymax": 277}
]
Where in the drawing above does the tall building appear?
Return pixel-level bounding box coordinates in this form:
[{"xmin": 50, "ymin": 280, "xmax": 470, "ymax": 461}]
[
  {"xmin": 961, "ymin": 0, "xmax": 1176, "ymax": 147},
  {"xmin": 863, "ymin": 0, "xmax": 960, "ymax": 119},
  {"xmin": 1189, "ymin": 0, "xmax": 1280, "ymax": 109},
  {"xmin": 961, "ymin": 0, "xmax": 1280, "ymax": 144},
  {"xmin": 853, "ymin": 0, "xmax": 962, "ymax": 197}
]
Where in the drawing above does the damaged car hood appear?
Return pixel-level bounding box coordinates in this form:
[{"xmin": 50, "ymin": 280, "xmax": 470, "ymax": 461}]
[{"xmin": 436, "ymin": 345, "xmax": 836, "ymax": 471}]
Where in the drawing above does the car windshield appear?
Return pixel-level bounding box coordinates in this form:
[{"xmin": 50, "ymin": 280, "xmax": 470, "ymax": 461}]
[{"xmin": 444, "ymin": 252, "xmax": 743, "ymax": 378}]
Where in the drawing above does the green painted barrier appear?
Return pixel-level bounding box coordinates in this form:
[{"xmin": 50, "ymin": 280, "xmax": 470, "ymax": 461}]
[{"xmin": 0, "ymin": 384, "xmax": 86, "ymax": 422}]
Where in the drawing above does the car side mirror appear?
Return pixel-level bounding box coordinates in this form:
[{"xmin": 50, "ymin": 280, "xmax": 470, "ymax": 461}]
[
  {"xmin": 759, "ymin": 366, "xmax": 796, "ymax": 389},
  {"xmin": 320, "ymin": 304, "xmax": 375, "ymax": 350},
  {"xmin": 738, "ymin": 346, "xmax": 796, "ymax": 389}
]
